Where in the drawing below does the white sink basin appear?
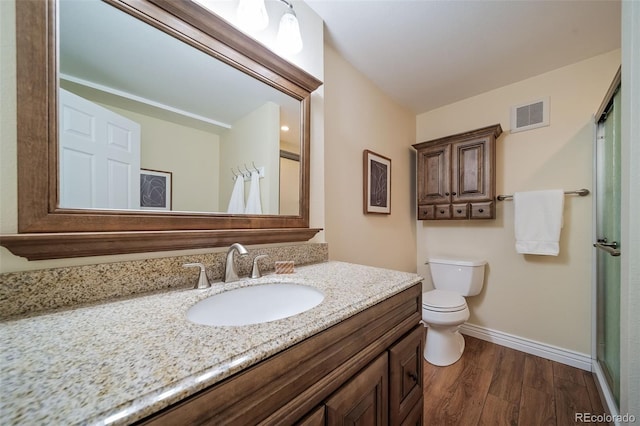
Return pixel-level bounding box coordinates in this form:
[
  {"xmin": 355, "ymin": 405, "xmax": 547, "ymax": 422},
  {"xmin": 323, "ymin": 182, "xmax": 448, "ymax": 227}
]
[{"xmin": 186, "ymin": 282, "xmax": 325, "ymax": 326}]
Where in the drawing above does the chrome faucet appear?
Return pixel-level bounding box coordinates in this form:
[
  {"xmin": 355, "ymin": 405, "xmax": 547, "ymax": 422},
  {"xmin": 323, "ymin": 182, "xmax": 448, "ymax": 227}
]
[
  {"xmin": 182, "ymin": 263, "xmax": 211, "ymax": 289},
  {"xmin": 223, "ymin": 243, "xmax": 249, "ymax": 282}
]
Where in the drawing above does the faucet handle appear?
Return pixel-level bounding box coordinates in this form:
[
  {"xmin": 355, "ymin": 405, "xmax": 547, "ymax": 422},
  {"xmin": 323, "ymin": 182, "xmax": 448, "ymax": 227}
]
[
  {"xmin": 250, "ymin": 255, "xmax": 268, "ymax": 279},
  {"xmin": 183, "ymin": 263, "xmax": 211, "ymax": 289}
]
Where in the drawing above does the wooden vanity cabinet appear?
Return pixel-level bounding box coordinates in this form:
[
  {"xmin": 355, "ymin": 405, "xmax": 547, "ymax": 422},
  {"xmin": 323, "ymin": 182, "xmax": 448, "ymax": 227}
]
[
  {"xmin": 325, "ymin": 352, "xmax": 389, "ymax": 425},
  {"xmin": 138, "ymin": 284, "xmax": 423, "ymax": 426},
  {"xmin": 414, "ymin": 124, "xmax": 502, "ymax": 220}
]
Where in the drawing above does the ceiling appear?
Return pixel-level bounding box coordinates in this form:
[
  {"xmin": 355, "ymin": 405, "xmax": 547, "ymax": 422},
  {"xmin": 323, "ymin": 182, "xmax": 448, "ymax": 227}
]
[{"xmin": 305, "ymin": 0, "xmax": 621, "ymax": 114}]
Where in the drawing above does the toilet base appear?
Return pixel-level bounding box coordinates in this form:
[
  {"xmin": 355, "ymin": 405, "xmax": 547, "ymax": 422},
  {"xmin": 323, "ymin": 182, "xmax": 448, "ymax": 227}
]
[{"xmin": 423, "ymin": 325, "xmax": 466, "ymax": 366}]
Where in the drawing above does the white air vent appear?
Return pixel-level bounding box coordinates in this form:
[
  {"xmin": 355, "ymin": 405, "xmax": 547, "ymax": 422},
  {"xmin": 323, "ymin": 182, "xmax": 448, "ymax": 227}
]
[{"xmin": 510, "ymin": 97, "xmax": 549, "ymax": 133}]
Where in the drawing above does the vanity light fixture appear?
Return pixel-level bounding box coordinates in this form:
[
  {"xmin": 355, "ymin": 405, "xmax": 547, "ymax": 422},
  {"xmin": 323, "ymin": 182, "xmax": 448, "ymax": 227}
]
[
  {"xmin": 275, "ymin": 0, "xmax": 303, "ymax": 54},
  {"xmin": 237, "ymin": 0, "xmax": 303, "ymax": 54},
  {"xmin": 236, "ymin": 0, "xmax": 269, "ymax": 31}
]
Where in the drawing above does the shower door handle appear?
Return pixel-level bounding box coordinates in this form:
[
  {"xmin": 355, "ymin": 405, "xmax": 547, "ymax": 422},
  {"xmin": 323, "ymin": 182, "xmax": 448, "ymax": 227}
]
[{"xmin": 594, "ymin": 239, "xmax": 621, "ymax": 257}]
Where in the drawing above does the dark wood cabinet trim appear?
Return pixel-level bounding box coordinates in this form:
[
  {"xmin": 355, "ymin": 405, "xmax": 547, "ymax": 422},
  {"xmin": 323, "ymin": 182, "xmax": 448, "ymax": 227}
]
[
  {"xmin": 0, "ymin": 228, "xmax": 322, "ymax": 260},
  {"xmin": 412, "ymin": 124, "xmax": 502, "ymax": 151}
]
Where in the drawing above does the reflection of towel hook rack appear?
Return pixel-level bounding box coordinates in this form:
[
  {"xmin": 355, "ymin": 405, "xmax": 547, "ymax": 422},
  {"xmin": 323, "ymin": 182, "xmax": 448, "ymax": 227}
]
[
  {"xmin": 233, "ymin": 163, "xmax": 263, "ymax": 180},
  {"xmin": 237, "ymin": 166, "xmax": 248, "ymax": 179}
]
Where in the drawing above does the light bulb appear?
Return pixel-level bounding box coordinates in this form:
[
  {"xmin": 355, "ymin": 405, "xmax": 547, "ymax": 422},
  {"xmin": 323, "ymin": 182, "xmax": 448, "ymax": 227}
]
[
  {"xmin": 276, "ymin": 10, "xmax": 303, "ymax": 54},
  {"xmin": 237, "ymin": 0, "xmax": 269, "ymax": 32}
]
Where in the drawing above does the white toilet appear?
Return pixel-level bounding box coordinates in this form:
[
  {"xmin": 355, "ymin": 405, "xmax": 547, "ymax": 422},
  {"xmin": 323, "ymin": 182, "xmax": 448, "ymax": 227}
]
[{"xmin": 422, "ymin": 257, "xmax": 486, "ymax": 366}]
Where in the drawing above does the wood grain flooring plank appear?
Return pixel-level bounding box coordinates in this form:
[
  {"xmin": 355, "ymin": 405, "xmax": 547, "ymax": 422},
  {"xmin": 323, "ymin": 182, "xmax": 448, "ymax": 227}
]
[
  {"xmin": 582, "ymin": 371, "xmax": 606, "ymax": 412},
  {"xmin": 518, "ymin": 384, "xmax": 556, "ymax": 426},
  {"xmin": 488, "ymin": 345, "xmax": 526, "ymax": 404},
  {"xmin": 423, "ymin": 357, "xmax": 470, "ymax": 425},
  {"xmin": 582, "ymin": 371, "xmax": 608, "ymax": 426},
  {"xmin": 478, "ymin": 393, "xmax": 519, "ymax": 426},
  {"xmin": 523, "ymin": 354, "xmax": 554, "ymax": 395},
  {"xmin": 555, "ymin": 376, "xmax": 594, "ymax": 426},
  {"xmin": 464, "ymin": 336, "xmax": 498, "ymax": 373},
  {"xmin": 553, "ymin": 362, "xmax": 586, "ymax": 386},
  {"xmin": 424, "ymin": 363, "xmax": 493, "ymax": 426}
]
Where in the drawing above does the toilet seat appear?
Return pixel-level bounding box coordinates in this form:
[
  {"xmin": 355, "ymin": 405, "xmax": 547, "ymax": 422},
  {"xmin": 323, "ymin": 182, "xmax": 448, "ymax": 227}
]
[{"xmin": 423, "ymin": 289, "xmax": 466, "ymax": 312}]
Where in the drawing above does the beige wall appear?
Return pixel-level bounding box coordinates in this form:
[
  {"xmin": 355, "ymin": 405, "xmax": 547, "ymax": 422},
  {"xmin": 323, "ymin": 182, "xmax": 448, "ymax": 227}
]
[
  {"xmin": 324, "ymin": 46, "xmax": 417, "ymax": 272},
  {"xmin": 109, "ymin": 105, "xmax": 221, "ymax": 212},
  {"xmin": 0, "ymin": 0, "xmax": 325, "ymax": 273},
  {"xmin": 416, "ymin": 49, "xmax": 620, "ymax": 354},
  {"xmin": 220, "ymin": 102, "xmax": 280, "ymax": 214}
]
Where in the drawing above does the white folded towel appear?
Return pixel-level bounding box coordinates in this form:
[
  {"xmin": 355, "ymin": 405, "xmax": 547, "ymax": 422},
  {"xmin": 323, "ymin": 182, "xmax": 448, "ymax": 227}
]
[
  {"xmin": 245, "ymin": 171, "xmax": 262, "ymax": 214},
  {"xmin": 514, "ymin": 189, "xmax": 564, "ymax": 256},
  {"xmin": 226, "ymin": 175, "xmax": 245, "ymax": 214}
]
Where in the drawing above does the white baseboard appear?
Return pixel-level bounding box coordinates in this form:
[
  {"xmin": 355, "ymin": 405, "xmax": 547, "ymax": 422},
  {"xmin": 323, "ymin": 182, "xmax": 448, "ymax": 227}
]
[{"xmin": 460, "ymin": 323, "xmax": 592, "ymax": 371}]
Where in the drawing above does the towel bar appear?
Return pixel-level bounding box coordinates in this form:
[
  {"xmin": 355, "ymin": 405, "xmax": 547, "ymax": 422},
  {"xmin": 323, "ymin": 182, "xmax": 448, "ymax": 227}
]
[{"xmin": 496, "ymin": 188, "xmax": 590, "ymax": 201}]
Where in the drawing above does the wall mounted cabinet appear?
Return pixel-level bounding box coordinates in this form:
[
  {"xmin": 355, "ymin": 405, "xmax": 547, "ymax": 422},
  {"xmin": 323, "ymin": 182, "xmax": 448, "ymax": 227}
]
[{"xmin": 413, "ymin": 124, "xmax": 502, "ymax": 220}]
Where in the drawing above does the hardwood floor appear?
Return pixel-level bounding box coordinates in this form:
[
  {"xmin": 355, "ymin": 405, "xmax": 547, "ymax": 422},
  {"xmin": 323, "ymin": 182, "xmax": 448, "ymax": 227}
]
[{"xmin": 422, "ymin": 336, "xmax": 608, "ymax": 425}]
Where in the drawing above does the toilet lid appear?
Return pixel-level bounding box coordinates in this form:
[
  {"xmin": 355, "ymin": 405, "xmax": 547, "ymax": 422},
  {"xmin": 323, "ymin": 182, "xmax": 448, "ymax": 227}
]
[{"xmin": 423, "ymin": 290, "xmax": 467, "ymax": 312}]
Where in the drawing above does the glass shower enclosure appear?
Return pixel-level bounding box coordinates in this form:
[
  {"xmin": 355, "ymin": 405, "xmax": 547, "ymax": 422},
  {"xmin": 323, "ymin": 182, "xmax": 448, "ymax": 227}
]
[{"xmin": 594, "ymin": 68, "xmax": 622, "ymax": 409}]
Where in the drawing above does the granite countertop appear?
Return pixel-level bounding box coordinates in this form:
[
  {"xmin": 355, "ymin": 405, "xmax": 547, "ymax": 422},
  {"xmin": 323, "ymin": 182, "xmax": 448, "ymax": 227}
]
[{"xmin": 1, "ymin": 261, "xmax": 422, "ymax": 425}]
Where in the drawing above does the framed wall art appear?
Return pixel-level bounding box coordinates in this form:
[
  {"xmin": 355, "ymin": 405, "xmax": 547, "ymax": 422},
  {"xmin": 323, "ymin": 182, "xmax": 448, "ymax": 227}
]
[
  {"xmin": 140, "ymin": 169, "xmax": 172, "ymax": 210},
  {"xmin": 363, "ymin": 150, "xmax": 391, "ymax": 214}
]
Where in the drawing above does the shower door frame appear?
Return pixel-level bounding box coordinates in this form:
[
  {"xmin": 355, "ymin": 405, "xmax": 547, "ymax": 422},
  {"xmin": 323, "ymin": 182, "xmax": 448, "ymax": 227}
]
[{"xmin": 591, "ymin": 67, "xmax": 621, "ymax": 418}]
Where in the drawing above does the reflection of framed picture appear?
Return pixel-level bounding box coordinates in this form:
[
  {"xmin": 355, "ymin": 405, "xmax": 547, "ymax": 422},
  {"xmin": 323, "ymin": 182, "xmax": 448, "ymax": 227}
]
[
  {"xmin": 140, "ymin": 169, "xmax": 172, "ymax": 210},
  {"xmin": 363, "ymin": 150, "xmax": 391, "ymax": 214}
]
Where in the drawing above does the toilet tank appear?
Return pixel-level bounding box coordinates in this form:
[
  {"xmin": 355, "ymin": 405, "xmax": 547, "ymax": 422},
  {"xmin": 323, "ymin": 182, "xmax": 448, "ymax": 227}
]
[{"xmin": 428, "ymin": 257, "xmax": 486, "ymax": 296}]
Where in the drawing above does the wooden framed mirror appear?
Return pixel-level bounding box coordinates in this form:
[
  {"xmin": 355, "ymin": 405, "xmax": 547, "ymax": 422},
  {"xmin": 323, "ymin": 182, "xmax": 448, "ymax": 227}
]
[{"xmin": 0, "ymin": 0, "xmax": 322, "ymax": 260}]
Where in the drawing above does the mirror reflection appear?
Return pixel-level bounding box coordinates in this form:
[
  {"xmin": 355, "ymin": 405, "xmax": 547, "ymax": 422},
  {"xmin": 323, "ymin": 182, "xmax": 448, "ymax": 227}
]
[{"xmin": 58, "ymin": 0, "xmax": 301, "ymax": 216}]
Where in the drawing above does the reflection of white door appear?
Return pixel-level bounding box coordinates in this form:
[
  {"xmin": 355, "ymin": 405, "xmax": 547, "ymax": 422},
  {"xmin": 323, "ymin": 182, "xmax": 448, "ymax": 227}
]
[{"xmin": 59, "ymin": 88, "xmax": 141, "ymax": 209}]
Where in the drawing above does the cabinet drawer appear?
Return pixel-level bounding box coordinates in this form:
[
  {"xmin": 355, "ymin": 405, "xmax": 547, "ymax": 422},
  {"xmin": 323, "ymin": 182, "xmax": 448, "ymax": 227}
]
[
  {"xmin": 434, "ymin": 205, "xmax": 451, "ymax": 219},
  {"xmin": 451, "ymin": 203, "xmax": 468, "ymax": 219},
  {"xmin": 470, "ymin": 201, "xmax": 494, "ymax": 219},
  {"xmin": 418, "ymin": 205, "xmax": 435, "ymax": 220}
]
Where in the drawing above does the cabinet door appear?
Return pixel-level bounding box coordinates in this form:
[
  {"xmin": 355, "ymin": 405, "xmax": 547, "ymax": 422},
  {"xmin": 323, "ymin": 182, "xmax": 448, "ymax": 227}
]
[
  {"xmin": 400, "ymin": 398, "xmax": 423, "ymax": 426},
  {"xmin": 326, "ymin": 353, "xmax": 389, "ymax": 426},
  {"xmin": 389, "ymin": 326, "xmax": 424, "ymax": 424},
  {"xmin": 417, "ymin": 144, "xmax": 450, "ymax": 205},
  {"xmin": 452, "ymin": 138, "xmax": 493, "ymax": 202}
]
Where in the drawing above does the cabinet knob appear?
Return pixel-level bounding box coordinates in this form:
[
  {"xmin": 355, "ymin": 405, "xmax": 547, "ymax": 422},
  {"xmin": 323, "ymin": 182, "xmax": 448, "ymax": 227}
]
[
  {"xmin": 407, "ymin": 372, "xmax": 418, "ymax": 382},
  {"xmin": 452, "ymin": 192, "xmax": 457, "ymax": 196},
  {"xmin": 440, "ymin": 210, "xmax": 445, "ymax": 214},
  {"xmin": 478, "ymin": 209, "xmax": 484, "ymax": 213},
  {"xmin": 445, "ymin": 192, "xmax": 450, "ymax": 196},
  {"xmin": 457, "ymin": 209, "xmax": 462, "ymax": 214}
]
